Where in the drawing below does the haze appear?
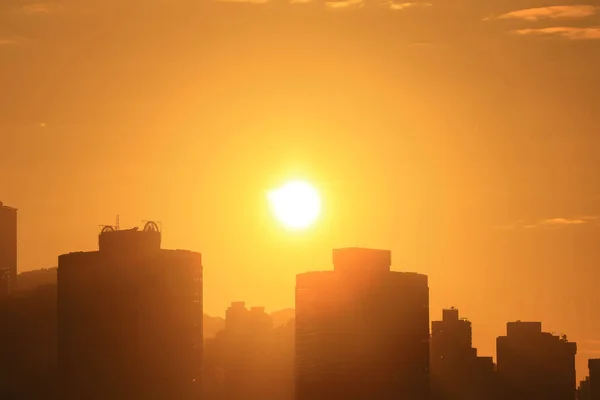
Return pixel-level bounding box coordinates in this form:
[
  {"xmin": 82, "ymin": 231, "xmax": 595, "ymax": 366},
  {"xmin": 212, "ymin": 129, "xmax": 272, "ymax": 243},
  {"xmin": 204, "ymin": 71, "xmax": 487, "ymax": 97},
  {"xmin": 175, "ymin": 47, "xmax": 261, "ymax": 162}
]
[{"xmin": 1, "ymin": 0, "xmax": 600, "ymax": 380}]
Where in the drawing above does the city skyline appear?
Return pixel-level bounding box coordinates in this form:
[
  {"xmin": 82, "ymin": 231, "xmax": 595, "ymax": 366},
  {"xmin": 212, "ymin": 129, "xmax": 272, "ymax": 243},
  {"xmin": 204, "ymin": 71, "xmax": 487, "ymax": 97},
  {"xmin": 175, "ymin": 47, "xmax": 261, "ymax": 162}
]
[
  {"xmin": 1, "ymin": 210, "xmax": 597, "ymax": 383},
  {"xmin": 1, "ymin": 225, "xmax": 596, "ymax": 399},
  {"xmin": 1, "ymin": 207, "xmax": 599, "ymax": 380}
]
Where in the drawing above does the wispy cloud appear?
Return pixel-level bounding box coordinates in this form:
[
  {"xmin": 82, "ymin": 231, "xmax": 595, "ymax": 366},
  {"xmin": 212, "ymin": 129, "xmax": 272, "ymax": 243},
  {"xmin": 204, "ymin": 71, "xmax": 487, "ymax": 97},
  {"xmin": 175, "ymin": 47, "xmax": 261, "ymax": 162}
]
[
  {"xmin": 20, "ymin": 1, "xmax": 64, "ymax": 15},
  {"xmin": 389, "ymin": 2, "xmax": 432, "ymax": 11},
  {"xmin": 514, "ymin": 26, "xmax": 600, "ymax": 40},
  {"xmin": 495, "ymin": 216, "xmax": 598, "ymax": 230},
  {"xmin": 541, "ymin": 217, "xmax": 588, "ymax": 225},
  {"xmin": 325, "ymin": 0, "xmax": 364, "ymax": 10},
  {"xmin": 493, "ymin": 5, "xmax": 598, "ymax": 22},
  {"xmin": 214, "ymin": 0, "xmax": 271, "ymax": 3},
  {"xmin": 0, "ymin": 38, "xmax": 19, "ymax": 46}
]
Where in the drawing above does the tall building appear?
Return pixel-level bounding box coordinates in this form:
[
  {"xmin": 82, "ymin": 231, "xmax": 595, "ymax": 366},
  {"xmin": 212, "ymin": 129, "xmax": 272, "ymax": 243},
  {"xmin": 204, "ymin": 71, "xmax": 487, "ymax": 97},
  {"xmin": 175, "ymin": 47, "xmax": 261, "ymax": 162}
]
[
  {"xmin": 431, "ymin": 308, "xmax": 476, "ymax": 400},
  {"xmin": 202, "ymin": 303, "xmax": 295, "ymax": 400},
  {"xmin": 579, "ymin": 377, "xmax": 592, "ymax": 400},
  {"xmin": 589, "ymin": 359, "xmax": 600, "ymax": 400},
  {"xmin": 430, "ymin": 308, "xmax": 497, "ymax": 400},
  {"xmin": 295, "ymin": 247, "xmax": 430, "ymax": 400},
  {"xmin": 58, "ymin": 222, "xmax": 203, "ymax": 400},
  {"xmin": 497, "ymin": 321, "xmax": 577, "ymax": 400},
  {"xmin": 223, "ymin": 302, "xmax": 277, "ymax": 400},
  {"xmin": 0, "ymin": 202, "xmax": 17, "ymax": 295}
]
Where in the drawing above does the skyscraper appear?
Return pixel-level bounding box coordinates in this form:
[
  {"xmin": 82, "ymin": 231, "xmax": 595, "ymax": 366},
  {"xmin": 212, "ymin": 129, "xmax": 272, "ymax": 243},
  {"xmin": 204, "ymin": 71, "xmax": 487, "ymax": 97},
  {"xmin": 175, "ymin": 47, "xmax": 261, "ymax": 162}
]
[
  {"xmin": 497, "ymin": 321, "xmax": 577, "ymax": 400},
  {"xmin": 431, "ymin": 308, "xmax": 476, "ymax": 399},
  {"xmin": 57, "ymin": 222, "xmax": 203, "ymax": 400},
  {"xmin": 222, "ymin": 302, "xmax": 276, "ymax": 400},
  {"xmin": 0, "ymin": 202, "xmax": 17, "ymax": 296},
  {"xmin": 431, "ymin": 308, "xmax": 497, "ymax": 400},
  {"xmin": 295, "ymin": 247, "xmax": 430, "ymax": 400}
]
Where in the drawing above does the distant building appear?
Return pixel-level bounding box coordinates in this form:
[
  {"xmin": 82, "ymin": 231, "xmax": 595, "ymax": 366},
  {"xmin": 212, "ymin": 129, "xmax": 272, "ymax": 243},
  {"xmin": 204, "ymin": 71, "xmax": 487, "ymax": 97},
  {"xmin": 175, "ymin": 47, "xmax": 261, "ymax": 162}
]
[
  {"xmin": 295, "ymin": 248, "xmax": 430, "ymax": 400},
  {"xmin": 579, "ymin": 377, "xmax": 591, "ymax": 400},
  {"xmin": 223, "ymin": 302, "xmax": 276, "ymax": 400},
  {"xmin": 57, "ymin": 222, "xmax": 203, "ymax": 400},
  {"xmin": 0, "ymin": 202, "xmax": 17, "ymax": 296},
  {"xmin": 431, "ymin": 308, "xmax": 496, "ymax": 400},
  {"xmin": 590, "ymin": 359, "xmax": 600, "ymax": 400},
  {"xmin": 0, "ymin": 283, "xmax": 58, "ymax": 399},
  {"xmin": 497, "ymin": 321, "xmax": 577, "ymax": 400},
  {"xmin": 203, "ymin": 302, "xmax": 294, "ymax": 400}
]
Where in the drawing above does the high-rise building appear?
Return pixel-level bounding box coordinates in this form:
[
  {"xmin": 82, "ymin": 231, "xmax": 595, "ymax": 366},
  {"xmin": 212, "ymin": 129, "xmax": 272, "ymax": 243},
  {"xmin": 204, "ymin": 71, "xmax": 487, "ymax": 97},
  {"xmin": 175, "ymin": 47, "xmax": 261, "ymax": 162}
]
[
  {"xmin": 57, "ymin": 222, "xmax": 203, "ymax": 400},
  {"xmin": 203, "ymin": 303, "xmax": 295, "ymax": 400},
  {"xmin": 430, "ymin": 308, "xmax": 476, "ymax": 399},
  {"xmin": 295, "ymin": 247, "xmax": 430, "ymax": 400},
  {"xmin": 222, "ymin": 302, "xmax": 276, "ymax": 400},
  {"xmin": 589, "ymin": 359, "xmax": 600, "ymax": 400},
  {"xmin": 579, "ymin": 377, "xmax": 592, "ymax": 400},
  {"xmin": 497, "ymin": 321, "xmax": 577, "ymax": 400},
  {"xmin": 0, "ymin": 202, "xmax": 17, "ymax": 296},
  {"xmin": 430, "ymin": 308, "xmax": 497, "ymax": 400}
]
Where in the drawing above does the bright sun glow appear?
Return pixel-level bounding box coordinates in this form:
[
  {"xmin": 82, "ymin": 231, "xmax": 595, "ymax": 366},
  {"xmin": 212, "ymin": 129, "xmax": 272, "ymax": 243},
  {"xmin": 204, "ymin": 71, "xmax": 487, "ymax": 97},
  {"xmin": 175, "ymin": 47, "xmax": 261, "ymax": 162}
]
[{"xmin": 268, "ymin": 180, "xmax": 321, "ymax": 230}]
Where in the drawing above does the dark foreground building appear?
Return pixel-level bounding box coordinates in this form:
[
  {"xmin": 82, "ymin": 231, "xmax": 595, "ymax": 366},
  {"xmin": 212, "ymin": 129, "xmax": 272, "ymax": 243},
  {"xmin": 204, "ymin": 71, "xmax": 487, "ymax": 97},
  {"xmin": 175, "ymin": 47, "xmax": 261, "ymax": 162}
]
[
  {"xmin": 295, "ymin": 248, "xmax": 430, "ymax": 400},
  {"xmin": 430, "ymin": 308, "xmax": 497, "ymax": 400},
  {"xmin": 590, "ymin": 359, "xmax": 600, "ymax": 400},
  {"xmin": 497, "ymin": 321, "xmax": 577, "ymax": 400},
  {"xmin": 58, "ymin": 222, "xmax": 203, "ymax": 400},
  {"xmin": 0, "ymin": 202, "xmax": 17, "ymax": 295}
]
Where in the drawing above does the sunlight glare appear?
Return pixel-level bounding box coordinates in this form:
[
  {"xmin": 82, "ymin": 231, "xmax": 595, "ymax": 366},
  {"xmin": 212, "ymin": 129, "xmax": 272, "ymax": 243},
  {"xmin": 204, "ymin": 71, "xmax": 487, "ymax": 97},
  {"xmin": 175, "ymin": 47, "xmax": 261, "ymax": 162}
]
[{"xmin": 267, "ymin": 180, "xmax": 321, "ymax": 230}]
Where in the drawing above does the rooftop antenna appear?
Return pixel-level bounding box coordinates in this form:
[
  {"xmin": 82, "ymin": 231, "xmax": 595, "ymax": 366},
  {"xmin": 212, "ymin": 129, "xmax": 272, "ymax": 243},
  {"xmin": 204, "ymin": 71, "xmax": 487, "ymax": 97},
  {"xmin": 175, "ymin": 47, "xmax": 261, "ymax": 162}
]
[
  {"xmin": 142, "ymin": 220, "xmax": 162, "ymax": 232},
  {"xmin": 116, "ymin": 215, "xmax": 120, "ymax": 231}
]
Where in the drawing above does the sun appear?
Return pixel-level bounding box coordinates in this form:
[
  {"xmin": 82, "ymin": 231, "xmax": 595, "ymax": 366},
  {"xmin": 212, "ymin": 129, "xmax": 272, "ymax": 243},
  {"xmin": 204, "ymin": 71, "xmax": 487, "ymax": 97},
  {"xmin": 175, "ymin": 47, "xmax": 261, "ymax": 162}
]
[{"xmin": 267, "ymin": 180, "xmax": 322, "ymax": 230}]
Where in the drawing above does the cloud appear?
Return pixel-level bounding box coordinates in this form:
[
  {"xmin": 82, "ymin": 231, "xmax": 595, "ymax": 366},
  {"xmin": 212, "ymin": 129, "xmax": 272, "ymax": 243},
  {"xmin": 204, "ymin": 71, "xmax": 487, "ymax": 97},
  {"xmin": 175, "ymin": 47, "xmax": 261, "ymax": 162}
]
[
  {"xmin": 20, "ymin": 1, "xmax": 64, "ymax": 15},
  {"xmin": 494, "ymin": 5, "xmax": 598, "ymax": 22},
  {"xmin": 214, "ymin": 0, "xmax": 270, "ymax": 3},
  {"xmin": 325, "ymin": 0, "xmax": 364, "ymax": 10},
  {"xmin": 389, "ymin": 2, "xmax": 432, "ymax": 11},
  {"xmin": 514, "ymin": 26, "xmax": 600, "ymax": 40},
  {"xmin": 495, "ymin": 216, "xmax": 598, "ymax": 230},
  {"xmin": 322, "ymin": 0, "xmax": 431, "ymax": 10},
  {"xmin": 541, "ymin": 217, "xmax": 588, "ymax": 225},
  {"xmin": 0, "ymin": 38, "xmax": 19, "ymax": 46}
]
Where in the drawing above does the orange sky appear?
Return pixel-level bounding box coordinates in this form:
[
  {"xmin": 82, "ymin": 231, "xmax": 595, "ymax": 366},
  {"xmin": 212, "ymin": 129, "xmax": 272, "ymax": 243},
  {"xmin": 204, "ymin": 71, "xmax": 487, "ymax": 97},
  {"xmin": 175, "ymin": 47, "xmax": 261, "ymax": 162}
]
[{"xmin": 1, "ymin": 0, "xmax": 600, "ymax": 380}]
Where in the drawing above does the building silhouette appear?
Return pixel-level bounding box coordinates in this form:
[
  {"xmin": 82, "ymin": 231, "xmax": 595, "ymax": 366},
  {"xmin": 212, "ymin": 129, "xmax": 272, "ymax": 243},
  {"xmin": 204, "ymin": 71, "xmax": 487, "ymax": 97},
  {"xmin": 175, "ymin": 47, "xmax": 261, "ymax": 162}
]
[
  {"xmin": 430, "ymin": 308, "xmax": 497, "ymax": 400},
  {"xmin": 0, "ymin": 202, "xmax": 18, "ymax": 296},
  {"xmin": 579, "ymin": 377, "xmax": 592, "ymax": 400},
  {"xmin": 57, "ymin": 222, "xmax": 203, "ymax": 400},
  {"xmin": 295, "ymin": 247, "xmax": 430, "ymax": 400},
  {"xmin": 497, "ymin": 321, "xmax": 577, "ymax": 400},
  {"xmin": 590, "ymin": 359, "xmax": 600, "ymax": 400},
  {"xmin": 0, "ymin": 283, "xmax": 57, "ymax": 400},
  {"xmin": 223, "ymin": 302, "xmax": 274, "ymax": 399},
  {"xmin": 203, "ymin": 302, "xmax": 295, "ymax": 400}
]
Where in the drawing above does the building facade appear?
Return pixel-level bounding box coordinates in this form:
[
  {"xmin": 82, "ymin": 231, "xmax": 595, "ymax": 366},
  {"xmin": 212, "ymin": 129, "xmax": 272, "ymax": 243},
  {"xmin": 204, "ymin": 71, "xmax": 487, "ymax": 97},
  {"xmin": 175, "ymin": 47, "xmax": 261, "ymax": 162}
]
[
  {"xmin": 0, "ymin": 202, "xmax": 17, "ymax": 296},
  {"xmin": 58, "ymin": 222, "xmax": 203, "ymax": 400},
  {"xmin": 497, "ymin": 321, "xmax": 577, "ymax": 400},
  {"xmin": 295, "ymin": 248, "xmax": 430, "ymax": 400}
]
